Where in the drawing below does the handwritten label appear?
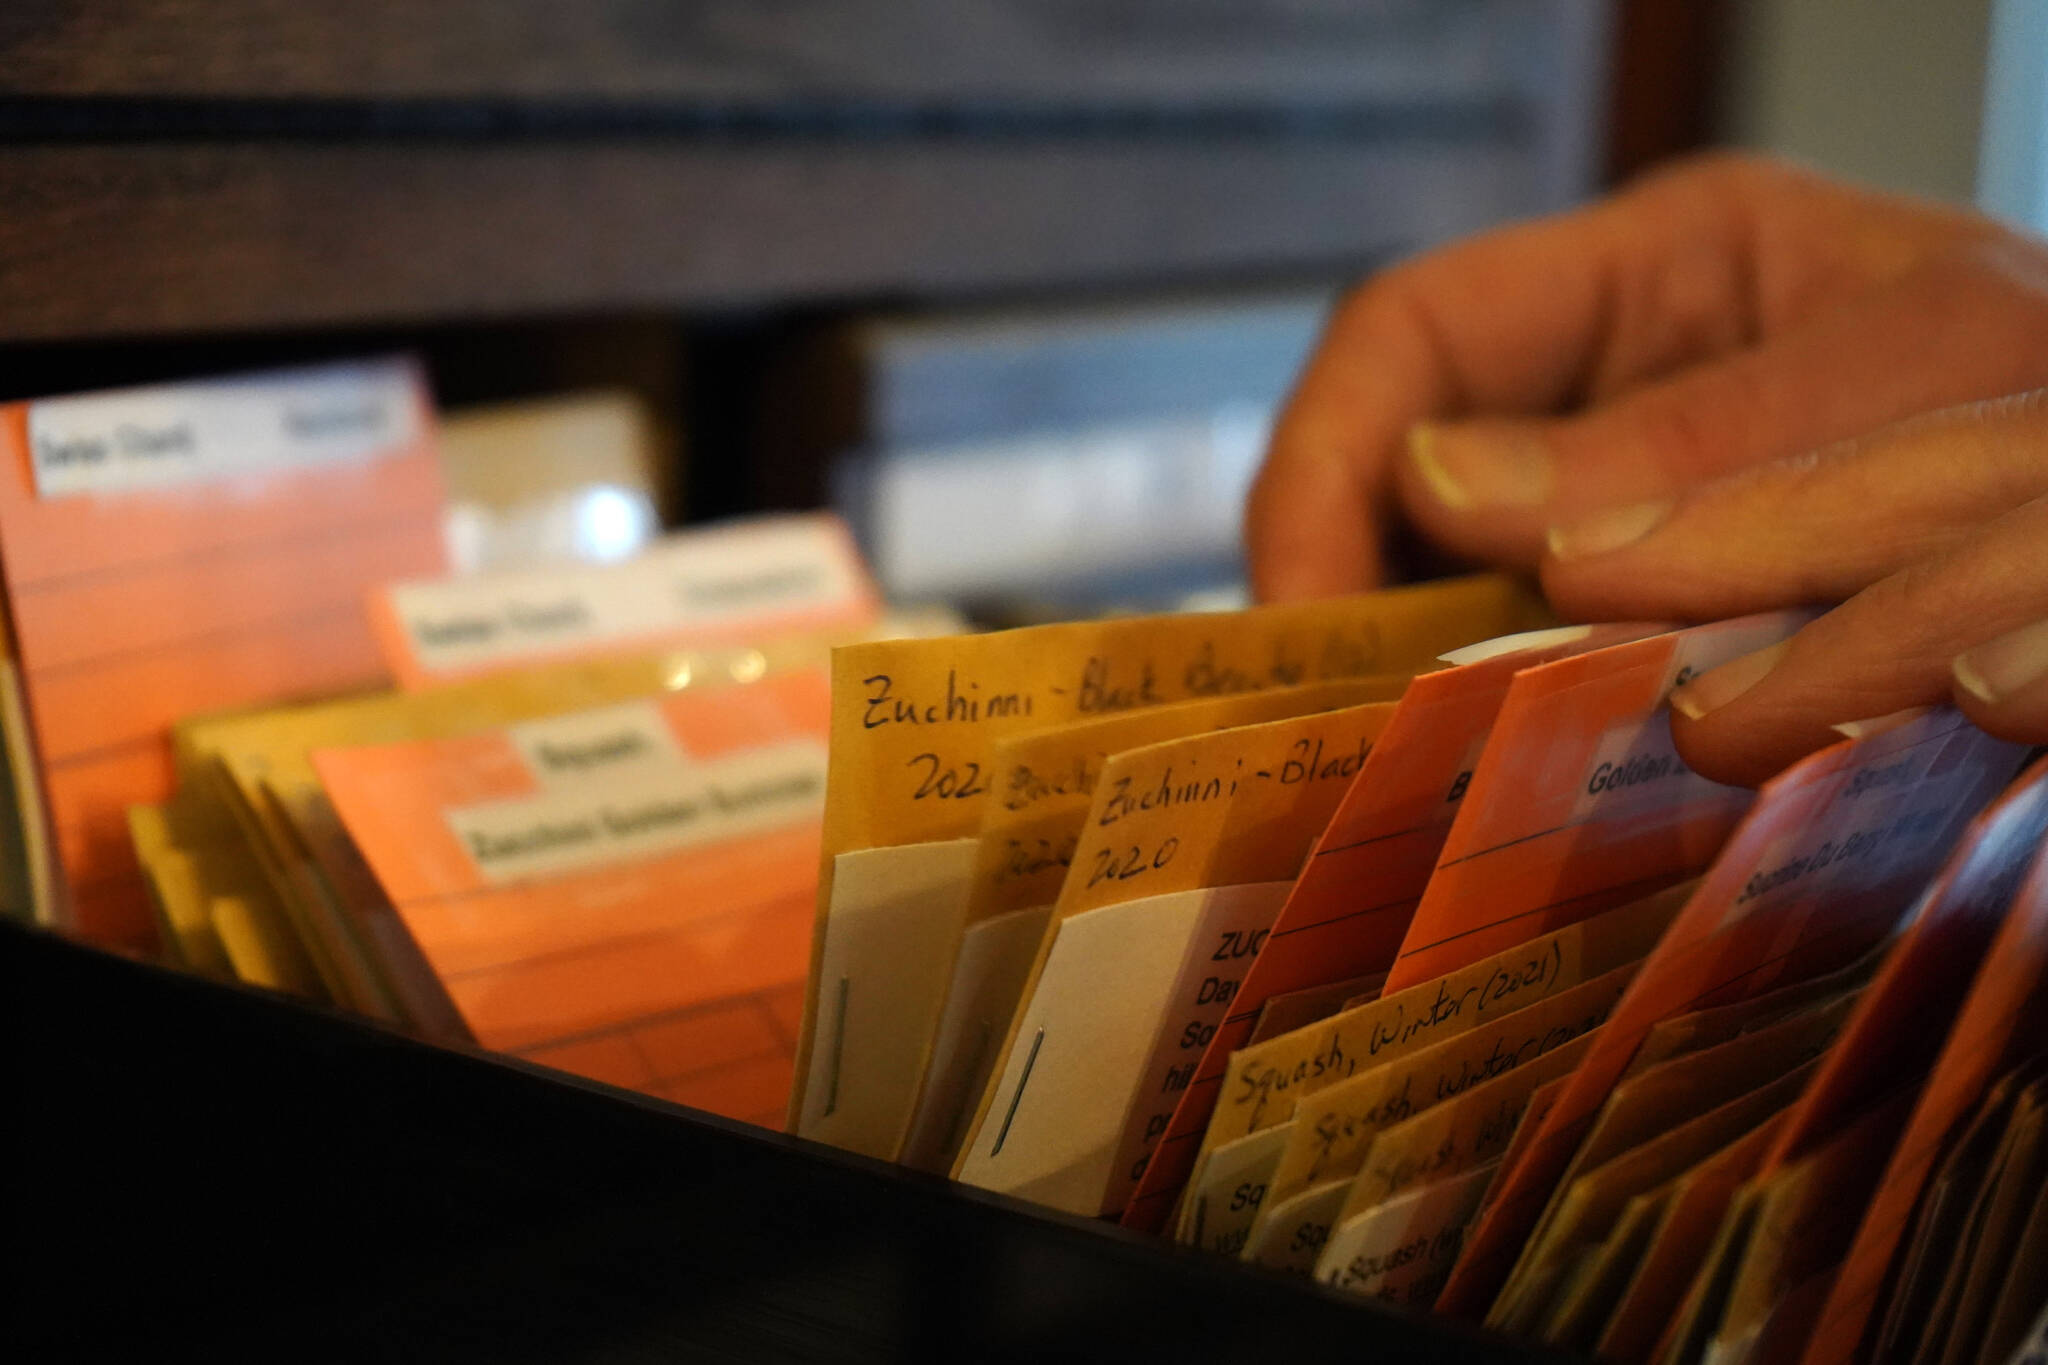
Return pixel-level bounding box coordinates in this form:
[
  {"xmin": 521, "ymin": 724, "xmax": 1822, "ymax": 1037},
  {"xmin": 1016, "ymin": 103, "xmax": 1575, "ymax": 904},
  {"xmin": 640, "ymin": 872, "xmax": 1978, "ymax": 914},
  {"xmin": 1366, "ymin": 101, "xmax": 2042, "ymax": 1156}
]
[
  {"xmin": 446, "ymin": 739, "xmax": 824, "ymax": 883},
  {"xmin": 27, "ymin": 358, "xmax": 423, "ymax": 498},
  {"xmin": 1227, "ymin": 937, "xmax": 1569, "ymax": 1134}
]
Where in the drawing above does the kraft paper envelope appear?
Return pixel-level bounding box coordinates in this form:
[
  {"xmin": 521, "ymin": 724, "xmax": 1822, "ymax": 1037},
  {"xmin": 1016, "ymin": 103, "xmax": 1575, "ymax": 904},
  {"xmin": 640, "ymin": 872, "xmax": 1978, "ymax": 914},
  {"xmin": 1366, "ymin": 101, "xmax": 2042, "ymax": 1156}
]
[
  {"xmin": 1498, "ymin": 988, "xmax": 1861, "ymax": 1311},
  {"xmin": 1763, "ymin": 758, "xmax": 2048, "ymax": 1175},
  {"xmin": 1934, "ymin": 1077, "xmax": 2047, "ymax": 1365},
  {"xmin": 1704, "ymin": 1088, "xmax": 1917, "ymax": 1365},
  {"xmin": 1255, "ymin": 959, "xmax": 1638, "ymax": 1224},
  {"xmin": 1316, "ymin": 1159, "xmax": 1500, "ymax": 1308},
  {"xmin": 1484, "ymin": 1072, "xmax": 1572, "ymax": 1219},
  {"xmin": 793, "ymin": 574, "xmax": 1544, "ymax": 1139},
  {"xmin": 962, "ymin": 677, "xmax": 1410, "ymax": 926},
  {"xmin": 1874, "ymin": 1068, "xmax": 2034, "ymax": 1365},
  {"xmin": 1624, "ymin": 942, "xmax": 1882, "ymax": 1081},
  {"xmin": 1199, "ymin": 879, "xmax": 1686, "ymax": 1157},
  {"xmin": 1598, "ymin": 1114, "xmax": 1789, "ymax": 1364},
  {"xmin": 1439, "ymin": 708, "xmax": 2024, "ymax": 1320},
  {"xmin": 368, "ymin": 512, "xmax": 882, "ymax": 689},
  {"xmin": 951, "ymin": 700, "xmax": 1401, "ymax": 1213},
  {"xmin": 1176, "ymin": 1123, "xmax": 1295, "ymax": 1256},
  {"xmin": 899, "ymin": 677, "xmax": 1406, "ymax": 1171},
  {"xmin": 1976, "ymin": 1160, "xmax": 2048, "ymax": 1365},
  {"xmin": 1538, "ymin": 1183, "xmax": 1674, "ymax": 1347},
  {"xmin": 1124, "ymin": 621, "xmax": 1659, "ymax": 1231},
  {"xmin": 1240, "ymin": 1176, "xmax": 1352, "ymax": 1273},
  {"xmin": 1803, "ymin": 762, "xmax": 2048, "ymax": 1365},
  {"xmin": 954, "ymin": 880, "xmax": 1295, "ymax": 1213},
  {"xmin": 0, "ymin": 358, "xmax": 449, "ymax": 946},
  {"xmin": 314, "ymin": 669, "xmax": 830, "ymax": 1125},
  {"xmin": 1496, "ymin": 1056, "xmax": 1825, "ymax": 1336},
  {"xmin": 1247, "ymin": 973, "xmax": 1386, "ymax": 1046},
  {"xmin": 1342, "ymin": 1028, "xmax": 1597, "ymax": 1222}
]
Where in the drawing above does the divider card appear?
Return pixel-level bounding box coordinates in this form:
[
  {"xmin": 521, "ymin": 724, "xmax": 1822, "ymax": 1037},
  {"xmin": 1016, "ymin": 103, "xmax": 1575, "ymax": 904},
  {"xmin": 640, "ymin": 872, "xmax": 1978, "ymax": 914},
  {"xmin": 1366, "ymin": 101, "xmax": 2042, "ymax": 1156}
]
[
  {"xmin": 1121, "ymin": 621, "xmax": 1660, "ymax": 1232},
  {"xmin": 949, "ymin": 700, "xmax": 1399, "ymax": 1215},
  {"xmin": 312, "ymin": 668, "xmax": 830, "ymax": 1126},
  {"xmin": 1805, "ymin": 760, "xmax": 2048, "ymax": 1365},
  {"xmin": 790, "ymin": 574, "xmax": 1542, "ymax": 1148},
  {"xmin": 368, "ymin": 513, "xmax": 881, "ymax": 689},
  {"xmin": 175, "ymin": 640, "xmax": 821, "ymax": 1018},
  {"xmin": 1382, "ymin": 612, "xmax": 1808, "ymax": 996},
  {"xmin": 0, "ymin": 358, "xmax": 448, "ymax": 946},
  {"xmin": 1435, "ymin": 707, "xmax": 2025, "ymax": 1321},
  {"xmin": 898, "ymin": 676, "xmax": 1409, "ymax": 1173}
]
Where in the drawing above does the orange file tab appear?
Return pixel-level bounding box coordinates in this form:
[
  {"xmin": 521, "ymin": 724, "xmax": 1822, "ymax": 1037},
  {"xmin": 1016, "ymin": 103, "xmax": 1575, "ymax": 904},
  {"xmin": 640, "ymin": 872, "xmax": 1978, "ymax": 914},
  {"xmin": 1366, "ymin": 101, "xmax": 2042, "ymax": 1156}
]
[
  {"xmin": 312, "ymin": 668, "xmax": 831, "ymax": 1127},
  {"xmin": 1121, "ymin": 622, "xmax": 1657, "ymax": 1232},
  {"xmin": 1382, "ymin": 614, "xmax": 1807, "ymax": 996},
  {"xmin": 0, "ymin": 358, "xmax": 448, "ymax": 946}
]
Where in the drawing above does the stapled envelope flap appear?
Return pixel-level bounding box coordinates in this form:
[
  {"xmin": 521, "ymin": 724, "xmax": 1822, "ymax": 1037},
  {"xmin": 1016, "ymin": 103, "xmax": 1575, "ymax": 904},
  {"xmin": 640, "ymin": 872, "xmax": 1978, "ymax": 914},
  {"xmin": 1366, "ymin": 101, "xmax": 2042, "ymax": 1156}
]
[{"xmin": 955, "ymin": 880, "xmax": 1290, "ymax": 1215}]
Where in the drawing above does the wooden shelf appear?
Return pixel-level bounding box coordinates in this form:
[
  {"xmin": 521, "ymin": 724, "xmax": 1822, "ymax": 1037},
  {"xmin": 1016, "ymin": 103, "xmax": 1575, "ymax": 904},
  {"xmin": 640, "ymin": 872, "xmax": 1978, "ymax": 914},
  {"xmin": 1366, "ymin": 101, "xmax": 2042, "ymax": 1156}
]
[{"xmin": 0, "ymin": 0, "xmax": 1607, "ymax": 341}]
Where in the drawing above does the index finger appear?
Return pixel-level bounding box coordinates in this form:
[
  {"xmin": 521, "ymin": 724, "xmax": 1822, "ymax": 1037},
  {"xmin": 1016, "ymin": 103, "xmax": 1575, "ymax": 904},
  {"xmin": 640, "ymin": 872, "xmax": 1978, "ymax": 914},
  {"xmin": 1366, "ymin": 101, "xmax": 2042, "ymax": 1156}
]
[{"xmin": 1245, "ymin": 156, "xmax": 1966, "ymax": 600}]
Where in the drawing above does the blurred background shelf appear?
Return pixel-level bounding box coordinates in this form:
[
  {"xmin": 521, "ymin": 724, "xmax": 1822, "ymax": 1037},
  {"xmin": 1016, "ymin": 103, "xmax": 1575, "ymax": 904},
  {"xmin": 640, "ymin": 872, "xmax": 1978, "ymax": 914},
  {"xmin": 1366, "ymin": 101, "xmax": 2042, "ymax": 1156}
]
[{"xmin": 0, "ymin": 0, "xmax": 1613, "ymax": 341}]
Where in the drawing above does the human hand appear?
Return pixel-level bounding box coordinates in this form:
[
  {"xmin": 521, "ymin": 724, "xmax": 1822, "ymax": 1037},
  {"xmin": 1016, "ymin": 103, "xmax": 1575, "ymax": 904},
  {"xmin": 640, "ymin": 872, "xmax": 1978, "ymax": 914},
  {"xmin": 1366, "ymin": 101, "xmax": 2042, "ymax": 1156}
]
[
  {"xmin": 1536, "ymin": 394, "xmax": 2048, "ymax": 785},
  {"xmin": 1246, "ymin": 153, "xmax": 2048, "ymax": 601}
]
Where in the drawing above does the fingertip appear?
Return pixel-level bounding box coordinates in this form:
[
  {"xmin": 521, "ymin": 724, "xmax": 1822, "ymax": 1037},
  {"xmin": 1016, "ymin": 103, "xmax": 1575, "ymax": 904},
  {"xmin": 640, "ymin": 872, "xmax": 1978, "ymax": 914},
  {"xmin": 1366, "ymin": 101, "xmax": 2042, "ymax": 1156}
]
[
  {"xmin": 1391, "ymin": 418, "xmax": 1556, "ymax": 568},
  {"xmin": 1951, "ymin": 621, "xmax": 2048, "ymax": 745}
]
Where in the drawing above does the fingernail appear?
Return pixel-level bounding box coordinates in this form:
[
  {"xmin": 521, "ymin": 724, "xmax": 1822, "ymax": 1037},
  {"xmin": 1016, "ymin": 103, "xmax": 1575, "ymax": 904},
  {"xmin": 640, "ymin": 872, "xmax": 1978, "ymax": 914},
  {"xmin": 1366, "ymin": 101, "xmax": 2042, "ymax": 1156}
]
[
  {"xmin": 1671, "ymin": 641, "xmax": 1790, "ymax": 720},
  {"xmin": 1408, "ymin": 423, "xmax": 1553, "ymax": 510},
  {"xmin": 1830, "ymin": 707, "xmax": 1930, "ymax": 741},
  {"xmin": 1953, "ymin": 618, "xmax": 2048, "ymax": 703},
  {"xmin": 1545, "ymin": 501, "xmax": 1674, "ymax": 562}
]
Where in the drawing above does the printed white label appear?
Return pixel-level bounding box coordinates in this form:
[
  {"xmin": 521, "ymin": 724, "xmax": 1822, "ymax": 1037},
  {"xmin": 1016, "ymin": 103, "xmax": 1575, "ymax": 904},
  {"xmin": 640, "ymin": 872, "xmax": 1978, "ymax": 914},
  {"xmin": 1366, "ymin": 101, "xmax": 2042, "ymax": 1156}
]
[
  {"xmin": 385, "ymin": 515, "xmax": 868, "ymax": 676},
  {"xmin": 26, "ymin": 358, "xmax": 424, "ymax": 498},
  {"xmin": 445, "ymin": 739, "xmax": 825, "ymax": 883},
  {"xmin": 508, "ymin": 700, "xmax": 689, "ymax": 785}
]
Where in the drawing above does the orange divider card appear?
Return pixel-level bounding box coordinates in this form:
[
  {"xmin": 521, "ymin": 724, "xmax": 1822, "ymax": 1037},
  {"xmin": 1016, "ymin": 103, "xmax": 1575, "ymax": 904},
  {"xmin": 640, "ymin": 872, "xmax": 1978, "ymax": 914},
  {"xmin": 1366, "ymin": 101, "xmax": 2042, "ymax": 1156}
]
[
  {"xmin": 792, "ymin": 573, "xmax": 1542, "ymax": 1148},
  {"xmin": 0, "ymin": 358, "xmax": 448, "ymax": 946},
  {"xmin": 1436, "ymin": 707, "xmax": 2025, "ymax": 1321},
  {"xmin": 949, "ymin": 701, "xmax": 1399, "ymax": 1215},
  {"xmin": 897, "ymin": 676, "xmax": 1410, "ymax": 1173},
  {"xmin": 1803, "ymin": 760, "xmax": 2048, "ymax": 1365},
  {"xmin": 1121, "ymin": 621, "xmax": 1660, "ymax": 1232},
  {"xmin": 1382, "ymin": 613, "xmax": 1810, "ymax": 997},
  {"xmin": 368, "ymin": 513, "xmax": 881, "ymax": 690},
  {"xmin": 312, "ymin": 669, "xmax": 830, "ymax": 1127}
]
